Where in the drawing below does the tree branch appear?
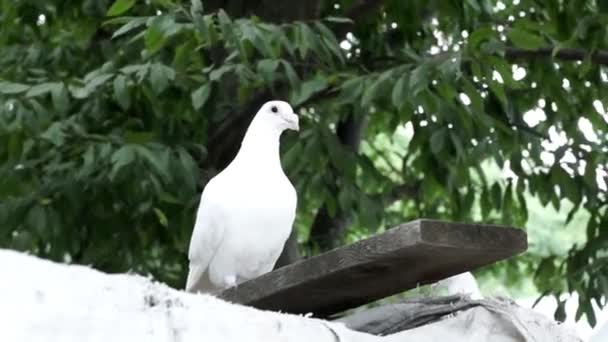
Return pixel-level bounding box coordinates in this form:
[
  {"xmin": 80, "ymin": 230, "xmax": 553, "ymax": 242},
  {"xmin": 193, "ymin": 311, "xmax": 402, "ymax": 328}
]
[
  {"xmin": 334, "ymin": 0, "xmax": 386, "ymax": 37},
  {"xmin": 505, "ymin": 47, "xmax": 608, "ymax": 66},
  {"xmin": 344, "ymin": 0, "xmax": 386, "ymax": 21},
  {"xmin": 384, "ymin": 182, "xmax": 421, "ymax": 205},
  {"xmin": 366, "ymin": 143, "xmax": 402, "ymax": 177},
  {"xmin": 512, "ymin": 122, "xmax": 549, "ymax": 140}
]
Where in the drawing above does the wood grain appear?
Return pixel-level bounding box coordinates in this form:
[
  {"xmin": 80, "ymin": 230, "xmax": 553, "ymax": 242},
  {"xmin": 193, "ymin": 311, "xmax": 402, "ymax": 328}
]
[{"xmin": 218, "ymin": 219, "xmax": 527, "ymax": 317}]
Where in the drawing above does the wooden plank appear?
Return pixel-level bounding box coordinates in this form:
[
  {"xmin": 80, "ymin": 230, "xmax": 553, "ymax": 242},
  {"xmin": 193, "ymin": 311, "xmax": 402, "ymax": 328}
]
[{"xmin": 218, "ymin": 219, "xmax": 527, "ymax": 317}]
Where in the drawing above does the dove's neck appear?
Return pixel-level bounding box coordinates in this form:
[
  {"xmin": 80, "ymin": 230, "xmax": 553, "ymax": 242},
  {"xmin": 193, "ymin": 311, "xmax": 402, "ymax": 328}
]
[{"xmin": 231, "ymin": 119, "xmax": 283, "ymax": 171}]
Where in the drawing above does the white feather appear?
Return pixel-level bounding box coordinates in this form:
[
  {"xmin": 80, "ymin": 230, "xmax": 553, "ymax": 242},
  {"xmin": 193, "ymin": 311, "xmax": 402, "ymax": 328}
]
[
  {"xmin": 433, "ymin": 272, "xmax": 483, "ymax": 299},
  {"xmin": 186, "ymin": 100, "xmax": 298, "ymax": 293}
]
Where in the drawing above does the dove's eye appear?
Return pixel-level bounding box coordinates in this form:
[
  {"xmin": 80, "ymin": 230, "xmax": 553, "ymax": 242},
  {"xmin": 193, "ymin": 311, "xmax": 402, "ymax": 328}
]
[{"xmin": 270, "ymin": 105, "xmax": 278, "ymax": 113}]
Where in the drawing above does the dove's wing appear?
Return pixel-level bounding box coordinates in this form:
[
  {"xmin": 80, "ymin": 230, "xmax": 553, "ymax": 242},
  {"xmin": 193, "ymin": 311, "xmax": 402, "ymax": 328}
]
[{"xmin": 186, "ymin": 178, "xmax": 226, "ymax": 292}]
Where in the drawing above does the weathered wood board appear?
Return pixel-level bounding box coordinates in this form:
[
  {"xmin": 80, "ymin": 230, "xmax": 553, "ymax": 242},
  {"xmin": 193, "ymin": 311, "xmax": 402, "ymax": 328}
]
[{"xmin": 219, "ymin": 219, "xmax": 527, "ymax": 317}]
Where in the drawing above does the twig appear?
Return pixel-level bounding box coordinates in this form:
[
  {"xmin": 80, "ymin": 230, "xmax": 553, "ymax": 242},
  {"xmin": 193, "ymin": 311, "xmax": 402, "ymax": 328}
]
[{"xmin": 505, "ymin": 47, "xmax": 608, "ymax": 66}]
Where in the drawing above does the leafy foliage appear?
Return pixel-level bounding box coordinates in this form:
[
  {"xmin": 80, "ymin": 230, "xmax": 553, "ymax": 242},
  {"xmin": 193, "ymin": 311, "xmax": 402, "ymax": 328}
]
[{"xmin": 0, "ymin": 0, "xmax": 606, "ymax": 324}]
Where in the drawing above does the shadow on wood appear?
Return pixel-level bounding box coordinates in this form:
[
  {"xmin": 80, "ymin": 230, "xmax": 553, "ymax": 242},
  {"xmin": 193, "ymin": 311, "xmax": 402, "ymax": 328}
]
[{"xmin": 218, "ymin": 219, "xmax": 527, "ymax": 317}]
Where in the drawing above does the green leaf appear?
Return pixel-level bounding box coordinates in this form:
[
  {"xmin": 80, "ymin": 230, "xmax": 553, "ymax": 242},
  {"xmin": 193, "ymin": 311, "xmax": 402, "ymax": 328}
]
[
  {"xmin": 436, "ymin": 81, "xmax": 457, "ymax": 101},
  {"xmin": 466, "ymin": 0, "xmax": 481, "ymax": 12},
  {"xmin": 503, "ymin": 182, "xmax": 513, "ymax": 223},
  {"xmin": 191, "ymin": 84, "xmax": 211, "ymax": 110},
  {"xmin": 107, "ymin": 0, "xmax": 136, "ymax": 17},
  {"xmin": 337, "ymin": 77, "xmax": 364, "ymax": 105},
  {"xmin": 257, "ymin": 59, "xmax": 279, "ymax": 81},
  {"xmin": 113, "ymin": 75, "xmax": 131, "ymax": 109},
  {"xmin": 449, "ymin": 131, "xmax": 464, "ymax": 157},
  {"xmin": 468, "ymin": 26, "xmax": 495, "ymax": 49},
  {"xmin": 583, "ymin": 164, "xmax": 597, "ymax": 188},
  {"xmin": 209, "ymin": 65, "xmax": 233, "ymax": 81},
  {"xmin": 86, "ymin": 74, "xmax": 114, "ymax": 91},
  {"xmin": 552, "ymin": 167, "xmax": 581, "ymax": 204},
  {"xmin": 217, "ymin": 9, "xmax": 235, "ymax": 45},
  {"xmin": 314, "ymin": 22, "xmax": 345, "ymax": 64},
  {"xmin": 438, "ymin": 54, "xmax": 461, "ymax": 80},
  {"xmin": 40, "ymin": 122, "xmax": 66, "ymax": 146},
  {"xmin": 26, "ymin": 205, "xmax": 46, "ymax": 235},
  {"xmin": 120, "ymin": 64, "xmax": 148, "ymax": 75},
  {"xmin": 480, "ymin": 39, "xmax": 505, "ymax": 55},
  {"xmin": 462, "ymin": 78, "xmax": 483, "ymax": 113},
  {"xmin": 362, "ymin": 70, "xmax": 393, "ymax": 107},
  {"xmin": 145, "ymin": 27, "xmax": 164, "ymax": 55},
  {"xmin": 123, "ymin": 131, "xmax": 156, "ymax": 144},
  {"xmin": 409, "ymin": 65, "xmax": 428, "ymax": 96},
  {"xmin": 173, "ymin": 41, "xmax": 194, "ymax": 71},
  {"xmin": 565, "ymin": 203, "xmax": 580, "ymax": 224},
  {"xmin": 430, "ymin": 128, "xmax": 447, "ymax": 155},
  {"xmin": 111, "ymin": 17, "xmax": 148, "ymax": 39},
  {"xmin": 111, "ymin": 145, "xmax": 136, "ymax": 179},
  {"xmin": 291, "ymin": 78, "xmax": 327, "ymax": 106},
  {"xmin": 461, "ymin": 188, "xmax": 475, "ymax": 214},
  {"xmin": 149, "ymin": 63, "xmax": 175, "ymax": 94},
  {"xmin": 491, "ymin": 182, "xmax": 502, "ymax": 209},
  {"xmin": 0, "ymin": 82, "xmax": 30, "ymax": 94},
  {"xmin": 135, "ymin": 145, "xmax": 171, "ymax": 181},
  {"xmin": 144, "ymin": 17, "xmax": 175, "ymax": 56},
  {"xmin": 193, "ymin": 13, "xmax": 211, "ymax": 42},
  {"xmin": 392, "ymin": 74, "xmax": 408, "ymax": 108},
  {"xmin": 28, "ymin": 98, "xmax": 49, "ymax": 117},
  {"xmin": 153, "ymin": 207, "xmax": 169, "ymax": 227},
  {"xmin": 585, "ymin": 301, "xmax": 597, "ymax": 327},
  {"xmin": 26, "ymin": 82, "xmax": 60, "ymax": 98},
  {"xmin": 51, "ymin": 83, "xmax": 69, "ymax": 113},
  {"xmin": 487, "ymin": 56, "xmax": 518, "ymax": 87},
  {"xmin": 554, "ymin": 299, "xmax": 567, "ymax": 322},
  {"xmin": 71, "ymin": 74, "xmax": 112, "ymax": 99},
  {"xmin": 586, "ymin": 217, "xmax": 598, "ymax": 240},
  {"xmin": 507, "ymin": 28, "xmax": 545, "ymax": 49},
  {"xmin": 283, "ymin": 142, "xmax": 303, "ymax": 172},
  {"xmin": 488, "ymin": 80, "xmax": 507, "ymax": 108},
  {"xmin": 281, "ymin": 60, "xmax": 300, "ymax": 88},
  {"xmin": 297, "ymin": 23, "xmax": 319, "ymax": 58},
  {"xmin": 325, "ymin": 133, "xmax": 356, "ymax": 180},
  {"xmin": 190, "ymin": 0, "xmax": 203, "ymax": 14},
  {"xmin": 177, "ymin": 147, "xmax": 198, "ymax": 192}
]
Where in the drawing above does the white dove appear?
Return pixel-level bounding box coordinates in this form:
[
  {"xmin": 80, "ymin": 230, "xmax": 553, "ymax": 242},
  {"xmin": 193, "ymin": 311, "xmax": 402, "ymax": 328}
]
[
  {"xmin": 433, "ymin": 272, "xmax": 482, "ymax": 299},
  {"xmin": 186, "ymin": 100, "xmax": 299, "ymax": 293}
]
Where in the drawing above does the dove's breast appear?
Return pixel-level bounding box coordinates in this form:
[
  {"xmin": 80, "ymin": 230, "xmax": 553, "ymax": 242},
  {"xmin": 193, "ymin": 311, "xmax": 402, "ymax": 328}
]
[{"xmin": 207, "ymin": 169, "xmax": 296, "ymax": 285}]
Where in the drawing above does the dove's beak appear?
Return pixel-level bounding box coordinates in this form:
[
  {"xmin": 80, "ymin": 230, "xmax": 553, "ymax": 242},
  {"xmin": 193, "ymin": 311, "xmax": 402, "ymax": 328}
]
[{"xmin": 286, "ymin": 113, "xmax": 299, "ymax": 131}]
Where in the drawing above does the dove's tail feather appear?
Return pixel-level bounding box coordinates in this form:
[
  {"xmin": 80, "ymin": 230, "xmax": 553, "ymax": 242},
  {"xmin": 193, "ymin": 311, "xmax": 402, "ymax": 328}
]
[{"xmin": 186, "ymin": 264, "xmax": 218, "ymax": 293}]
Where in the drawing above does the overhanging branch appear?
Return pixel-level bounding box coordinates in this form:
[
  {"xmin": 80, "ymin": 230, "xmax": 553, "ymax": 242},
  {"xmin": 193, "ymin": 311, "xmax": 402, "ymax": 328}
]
[
  {"xmin": 505, "ymin": 47, "xmax": 608, "ymax": 66},
  {"xmin": 386, "ymin": 182, "xmax": 420, "ymax": 204},
  {"xmin": 335, "ymin": 0, "xmax": 386, "ymax": 37}
]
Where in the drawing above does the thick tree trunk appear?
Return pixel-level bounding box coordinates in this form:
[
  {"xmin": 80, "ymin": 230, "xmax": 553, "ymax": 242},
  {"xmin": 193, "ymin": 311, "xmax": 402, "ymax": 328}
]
[
  {"xmin": 308, "ymin": 205, "xmax": 353, "ymax": 252},
  {"xmin": 275, "ymin": 228, "xmax": 300, "ymax": 268}
]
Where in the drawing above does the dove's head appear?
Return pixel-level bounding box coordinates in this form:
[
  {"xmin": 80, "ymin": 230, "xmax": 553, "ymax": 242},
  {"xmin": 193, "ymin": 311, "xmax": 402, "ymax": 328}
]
[{"xmin": 256, "ymin": 100, "xmax": 299, "ymax": 132}]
